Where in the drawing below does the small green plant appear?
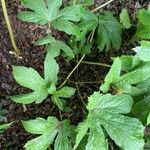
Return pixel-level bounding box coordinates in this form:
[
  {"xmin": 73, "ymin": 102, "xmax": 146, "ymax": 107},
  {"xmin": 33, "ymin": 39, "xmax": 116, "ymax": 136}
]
[
  {"xmin": 22, "ymin": 117, "xmax": 75, "ymax": 150},
  {"xmin": 10, "ymin": 49, "xmax": 75, "ymax": 110},
  {"xmin": 18, "ymin": 0, "xmax": 82, "ymax": 37},
  {"xmin": 7, "ymin": 0, "xmax": 150, "ymax": 149}
]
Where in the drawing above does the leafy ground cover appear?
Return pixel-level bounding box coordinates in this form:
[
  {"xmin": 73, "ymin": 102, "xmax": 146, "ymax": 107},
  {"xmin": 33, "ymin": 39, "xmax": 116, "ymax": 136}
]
[{"xmin": 0, "ymin": 0, "xmax": 150, "ymax": 150}]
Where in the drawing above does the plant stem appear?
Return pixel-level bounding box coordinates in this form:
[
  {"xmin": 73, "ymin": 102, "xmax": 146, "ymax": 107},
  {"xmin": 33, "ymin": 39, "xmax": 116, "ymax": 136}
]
[
  {"xmin": 91, "ymin": 0, "xmax": 114, "ymax": 12},
  {"xmin": 73, "ymin": 0, "xmax": 77, "ymax": 5},
  {"xmin": 75, "ymin": 83, "xmax": 86, "ymax": 107},
  {"xmin": 76, "ymin": 54, "xmax": 79, "ymax": 80},
  {"xmin": 58, "ymin": 54, "xmax": 85, "ymax": 89},
  {"xmin": 1, "ymin": 0, "xmax": 20, "ymax": 56},
  {"xmin": 59, "ymin": 110, "xmax": 63, "ymax": 120},
  {"xmin": 68, "ymin": 80, "xmax": 102, "ymax": 84},
  {"xmin": 73, "ymin": 60, "xmax": 111, "ymax": 68}
]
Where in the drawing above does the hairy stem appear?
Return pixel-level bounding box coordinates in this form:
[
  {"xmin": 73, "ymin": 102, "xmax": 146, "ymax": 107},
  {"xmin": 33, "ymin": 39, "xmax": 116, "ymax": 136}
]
[
  {"xmin": 58, "ymin": 54, "xmax": 85, "ymax": 89},
  {"xmin": 1, "ymin": 0, "xmax": 20, "ymax": 56},
  {"xmin": 91, "ymin": 0, "xmax": 114, "ymax": 12}
]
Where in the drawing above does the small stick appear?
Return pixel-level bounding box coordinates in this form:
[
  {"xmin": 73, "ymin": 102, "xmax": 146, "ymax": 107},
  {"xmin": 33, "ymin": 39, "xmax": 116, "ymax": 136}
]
[
  {"xmin": 91, "ymin": 0, "xmax": 114, "ymax": 12},
  {"xmin": 1, "ymin": 0, "xmax": 21, "ymax": 56},
  {"xmin": 75, "ymin": 83, "xmax": 86, "ymax": 107}
]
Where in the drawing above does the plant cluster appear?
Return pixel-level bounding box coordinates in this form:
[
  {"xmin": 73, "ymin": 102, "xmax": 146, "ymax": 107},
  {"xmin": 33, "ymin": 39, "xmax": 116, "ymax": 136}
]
[{"xmin": 5, "ymin": 0, "xmax": 150, "ymax": 149}]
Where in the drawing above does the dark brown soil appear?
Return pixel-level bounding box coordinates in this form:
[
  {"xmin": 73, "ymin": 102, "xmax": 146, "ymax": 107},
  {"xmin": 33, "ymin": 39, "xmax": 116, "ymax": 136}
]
[{"xmin": 0, "ymin": 0, "xmax": 149, "ymax": 149}]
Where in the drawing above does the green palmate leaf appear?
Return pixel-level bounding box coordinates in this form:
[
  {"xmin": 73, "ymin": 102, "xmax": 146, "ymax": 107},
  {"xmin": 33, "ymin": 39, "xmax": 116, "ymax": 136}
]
[
  {"xmin": 52, "ymin": 19, "xmax": 81, "ymax": 38},
  {"xmin": 11, "ymin": 66, "xmax": 49, "ymax": 104},
  {"xmin": 10, "ymin": 52, "xmax": 56, "ymax": 105},
  {"xmin": 20, "ymin": 0, "xmax": 61, "ymax": 22},
  {"xmin": 54, "ymin": 129, "xmax": 73, "ymax": 150},
  {"xmin": 99, "ymin": 112, "xmax": 144, "ymax": 150},
  {"xmin": 136, "ymin": 78, "xmax": 150, "ymax": 95},
  {"xmin": 78, "ymin": 10, "xmax": 98, "ymax": 39},
  {"xmin": 10, "ymin": 91, "xmax": 48, "ymax": 104},
  {"xmin": 133, "ymin": 95, "xmax": 150, "ymax": 124},
  {"xmin": 23, "ymin": 117, "xmax": 75, "ymax": 150},
  {"xmin": 79, "ymin": 11, "xmax": 122, "ymax": 51},
  {"xmin": 120, "ymin": 8, "xmax": 131, "ymax": 29},
  {"xmin": 136, "ymin": 6, "xmax": 150, "ymax": 39},
  {"xmin": 74, "ymin": 92, "xmax": 145, "ymax": 150},
  {"xmin": 55, "ymin": 86, "xmax": 76, "ymax": 98},
  {"xmin": 35, "ymin": 36, "xmax": 56, "ymax": 45},
  {"xmin": 116, "ymin": 62, "xmax": 150, "ymax": 95},
  {"xmin": 54, "ymin": 120, "xmax": 75, "ymax": 150},
  {"xmin": 116, "ymin": 62, "xmax": 150, "ymax": 87},
  {"xmin": 25, "ymin": 133, "xmax": 57, "ymax": 150},
  {"xmin": 85, "ymin": 123, "xmax": 108, "ymax": 150},
  {"xmin": 18, "ymin": 0, "xmax": 82, "ymax": 37},
  {"xmin": 48, "ymin": 83, "xmax": 56, "ymax": 94},
  {"xmin": 87, "ymin": 93, "xmax": 133, "ymax": 113},
  {"xmin": 100, "ymin": 58, "xmax": 121, "ymax": 93},
  {"xmin": 58, "ymin": 5, "xmax": 81, "ymax": 22},
  {"xmin": 117, "ymin": 55, "xmax": 142, "ymax": 72},
  {"xmin": 35, "ymin": 36, "xmax": 75, "ymax": 58},
  {"xmin": 133, "ymin": 41, "xmax": 150, "ymax": 62},
  {"xmin": 12, "ymin": 66, "xmax": 47, "ymax": 91},
  {"xmin": 52, "ymin": 86, "xmax": 76, "ymax": 110},
  {"xmin": 97, "ymin": 12, "xmax": 122, "ymax": 51},
  {"xmin": 44, "ymin": 50, "xmax": 59, "ymax": 84},
  {"xmin": 22, "ymin": 117, "xmax": 58, "ymax": 134},
  {"xmin": 51, "ymin": 95, "xmax": 64, "ymax": 110},
  {"xmin": 69, "ymin": 38, "xmax": 92, "ymax": 55},
  {"xmin": 47, "ymin": 0, "xmax": 62, "ymax": 20},
  {"xmin": 11, "ymin": 49, "xmax": 75, "ymax": 108},
  {"xmin": 57, "ymin": 41, "xmax": 75, "ymax": 58},
  {"xmin": 73, "ymin": 120, "xmax": 89, "ymax": 150},
  {"xmin": 23, "ymin": 117, "xmax": 59, "ymax": 150},
  {"xmin": 101, "ymin": 55, "xmax": 150, "ymax": 95}
]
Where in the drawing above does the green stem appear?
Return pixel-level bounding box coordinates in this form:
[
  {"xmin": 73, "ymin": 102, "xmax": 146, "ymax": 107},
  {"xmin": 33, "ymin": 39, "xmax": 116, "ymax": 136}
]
[
  {"xmin": 1, "ymin": 0, "xmax": 21, "ymax": 56},
  {"xmin": 73, "ymin": 60, "xmax": 111, "ymax": 68},
  {"xmin": 68, "ymin": 80, "xmax": 102, "ymax": 84},
  {"xmin": 73, "ymin": 0, "xmax": 77, "ymax": 5},
  {"xmin": 58, "ymin": 54, "xmax": 85, "ymax": 89}
]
